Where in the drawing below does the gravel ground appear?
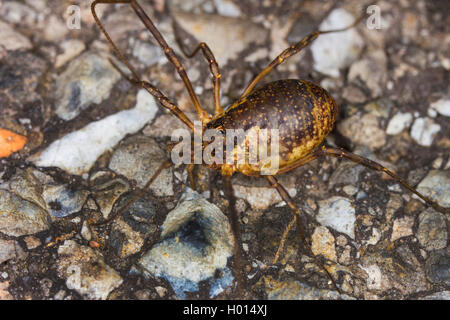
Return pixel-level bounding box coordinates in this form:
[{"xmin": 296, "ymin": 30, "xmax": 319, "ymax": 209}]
[{"xmin": 0, "ymin": 0, "xmax": 449, "ymax": 300}]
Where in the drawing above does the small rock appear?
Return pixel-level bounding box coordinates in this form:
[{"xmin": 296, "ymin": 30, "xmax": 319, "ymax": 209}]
[
  {"xmin": 386, "ymin": 112, "xmax": 413, "ymax": 135},
  {"xmin": 390, "ymin": 216, "xmax": 414, "ymax": 242},
  {"xmin": 311, "ymin": 226, "xmax": 337, "ymax": 262},
  {"xmin": 420, "ymin": 291, "xmax": 450, "ymax": 300},
  {"xmin": 410, "ymin": 117, "xmax": 441, "ymax": 147},
  {"xmin": 31, "ymin": 89, "xmax": 158, "ymax": 175},
  {"xmin": 172, "ymin": 11, "xmax": 268, "ymax": 66},
  {"xmin": 57, "ymin": 240, "xmax": 123, "ymax": 300},
  {"xmin": 55, "ymin": 39, "xmax": 86, "ymax": 68},
  {"xmin": 24, "ymin": 236, "xmax": 41, "ymax": 250},
  {"xmin": 416, "ymin": 170, "xmax": 450, "ymax": 208},
  {"xmin": 311, "ymin": 9, "xmax": 364, "ymax": 77},
  {"xmin": 417, "ymin": 209, "xmax": 447, "ymax": 251},
  {"xmin": 430, "ymin": 98, "xmax": 450, "ymax": 117},
  {"xmin": 359, "ymin": 264, "xmax": 390, "ymax": 291},
  {"xmin": 132, "ymin": 40, "xmax": 164, "ymax": 67},
  {"xmin": 154, "ymin": 286, "xmax": 167, "ymax": 298},
  {"xmin": 425, "ymin": 249, "xmax": 449, "ymax": 286},
  {"xmin": 0, "ymin": 240, "xmax": 17, "ymax": 264},
  {"xmin": 343, "ymin": 185, "xmax": 358, "ymax": 196},
  {"xmin": 0, "ymin": 20, "xmax": 32, "ymax": 51},
  {"xmin": 0, "ymin": 189, "xmax": 50, "ymax": 237},
  {"xmin": 317, "ymin": 196, "xmax": 356, "ymax": 239},
  {"xmin": 54, "ymin": 52, "xmax": 121, "ymax": 120},
  {"xmin": 338, "ymin": 113, "xmax": 386, "ymax": 150},
  {"xmin": 264, "ymin": 276, "xmax": 353, "ymax": 300},
  {"xmin": 213, "ymin": 0, "xmax": 241, "ymax": 17},
  {"xmin": 0, "ymin": 281, "xmax": 13, "ymax": 300},
  {"xmin": 137, "ymin": 188, "xmax": 234, "ymax": 298},
  {"xmin": 348, "ymin": 50, "xmax": 387, "ymax": 98},
  {"xmin": 42, "ymin": 184, "xmax": 89, "ymax": 218},
  {"xmin": 90, "ymin": 173, "xmax": 130, "ymax": 219},
  {"xmin": 109, "ymin": 135, "xmax": 174, "ymax": 197}
]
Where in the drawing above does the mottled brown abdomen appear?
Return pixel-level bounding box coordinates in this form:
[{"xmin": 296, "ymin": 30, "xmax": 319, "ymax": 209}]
[{"xmin": 207, "ymin": 79, "xmax": 337, "ymax": 175}]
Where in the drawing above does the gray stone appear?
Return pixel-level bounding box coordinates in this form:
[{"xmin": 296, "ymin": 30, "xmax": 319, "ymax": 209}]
[
  {"xmin": 417, "ymin": 208, "xmax": 447, "ymax": 251},
  {"xmin": 57, "ymin": 240, "xmax": 123, "ymax": 300},
  {"xmin": 337, "ymin": 113, "xmax": 386, "ymax": 150},
  {"xmin": 0, "ymin": 189, "xmax": 50, "ymax": 237},
  {"xmin": 109, "ymin": 135, "xmax": 174, "ymax": 197},
  {"xmin": 54, "ymin": 52, "xmax": 121, "ymax": 120},
  {"xmin": 317, "ymin": 196, "xmax": 356, "ymax": 239},
  {"xmin": 137, "ymin": 188, "xmax": 234, "ymax": 298},
  {"xmin": 42, "ymin": 184, "xmax": 89, "ymax": 218},
  {"xmin": 425, "ymin": 249, "xmax": 450, "ymax": 286},
  {"xmin": 416, "ymin": 170, "xmax": 450, "ymax": 209},
  {"xmin": 410, "ymin": 117, "xmax": 441, "ymax": 147}
]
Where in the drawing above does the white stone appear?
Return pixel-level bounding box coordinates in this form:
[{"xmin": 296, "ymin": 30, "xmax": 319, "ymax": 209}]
[
  {"xmin": 386, "ymin": 112, "xmax": 413, "ymax": 135},
  {"xmin": 213, "ymin": 0, "xmax": 241, "ymax": 17},
  {"xmin": 311, "ymin": 9, "xmax": 364, "ymax": 77},
  {"xmin": 410, "ymin": 117, "xmax": 441, "ymax": 147},
  {"xmin": 430, "ymin": 98, "xmax": 450, "ymax": 117},
  {"xmin": 317, "ymin": 196, "xmax": 356, "ymax": 239},
  {"xmin": 0, "ymin": 20, "xmax": 32, "ymax": 51},
  {"xmin": 30, "ymin": 89, "xmax": 158, "ymax": 175}
]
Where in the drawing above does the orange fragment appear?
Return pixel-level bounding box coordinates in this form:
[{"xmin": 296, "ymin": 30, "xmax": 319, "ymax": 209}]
[{"xmin": 0, "ymin": 128, "xmax": 27, "ymax": 158}]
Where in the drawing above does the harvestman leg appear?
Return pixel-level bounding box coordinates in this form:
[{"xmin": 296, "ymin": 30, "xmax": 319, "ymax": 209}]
[
  {"xmin": 240, "ymin": 12, "xmax": 366, "ymax": 99},
  {"xmin": 266, "ymin": 175, "xmax": 341, "ymax": 293},
  {"xmin": 174, "ymin": 36, "xmax": 224, "ymax": 116},
  {"xmin": 91, "ymin": 0, "xmax": 210, "ymax": 124},
  {"xmin": 223, "ymin": 175, "xmax": 245, "ymax": 296}
]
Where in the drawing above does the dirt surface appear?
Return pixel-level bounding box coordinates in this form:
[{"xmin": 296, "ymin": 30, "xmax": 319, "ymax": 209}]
[{"xmin": 0, "ymin": 0, "xmax": 448, "ymax": 300}]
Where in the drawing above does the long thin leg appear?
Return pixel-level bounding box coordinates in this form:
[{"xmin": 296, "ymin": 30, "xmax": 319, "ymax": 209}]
[
  {"xmin": 91, "ymin": 0, "xmax": 210, "ymax": 124},
  {"xmin": 321, "ymin": 146, "xmax": 450, "ymax": 214},
  {"xmin": 266, "ymin": 175, "xmax": 341, "ymax": 293},
  {"xmin": 223, "ymin": 174, "xmax": 244, "ymax": 297},
  {"xmin": 175, "ymin": 40, "xmax": 224, "ymax": 116},
  {"xmin": 94, "ymin": 159, "xmax": 173, "ymax": 226},
  {"xmin": 240, "ymin": 11, "xmax": 366, "ymax": 99}
]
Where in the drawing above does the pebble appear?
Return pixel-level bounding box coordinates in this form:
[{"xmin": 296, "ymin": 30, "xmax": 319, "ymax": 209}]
[
  {"xmin": 310, "ymin": 9, "xmax": 364, "ymax": 77},
  {"xmin": 348, "ymin": 50, "xmax": 387, "ymax": 98},
  {"xmin": 386, "ymin": 112, "xmax": 413, "ymax": 135},
  {"xmin": 172, "ymin": 11, "xmax": 268, "ymax": 66},
  {"xmin": 55, "ymin": 39, "xmax": 86, "ymax": 68},
  {"xmin": 90, "ymin": 174, "xmax": 130, "ymax": 219},
  {"xmin": 390, "ymin": 216, "xmax": 414, "ymax": 242},
  {"xmin": 54, "ymin": 52, "xmax": 121, "ymax": 120},
  {"xmin": 109, "ymin": 135, "xmax": 174, "ymax": 197},
  {"xmin": 137, "ymin": 188, "xmax": 234, "ymax": 298},
  {"xmin": 30, "ymin": 89, "xmax": 158, "ymax": 175},
  {"xmin": 264, "ymin": 276, "xmax": 353, "ymax": 300},
  {"xmin": 132, "ymin": 40, "xmax": 164, "ymax": 67},
  {"xmin": 420, "ymin": 291, "xmax": 450, "ymax": 300},
  {"xmin": 429, "ymin": 98, "xmax": 450, "ymax": 117},
  {"xmin": 410, "ymin": 117, "xmax": 441, "ymax": 147},
  {"xmin": 416, "ymin": 170, "xmax": 449, "ymax": 208},
  {"xmin": 0, "ymin": 240, "xmax": 18, "ymax": 264},
  {"xmin": 425, "ymin": 249, "xmax": 449, "ymax": 286},
  {"xmin": 0, "ymin": 281, "xmax": 13, "ymax": 300},
  {"xmin": 0, "ymin": 20, "xmax": 32, "ymax": 52},
  {"xmin": 311, "ymin": 226, "xmax": 337, "ymax": 262},
  {"xmin": 24, "ymin": 236, "xmax": 41, "ymax": 250},
  {"xmin": 317, "ymin": 196, "xmax": 356, "ymax": 239},
  {"xmin": 213, "ymin": 0, "xmax": 241, "ymax": 17},
  {"xmin": 57, "ymin": 240, "xmax": 123, "ymax": 300},
  {"xmin": 416, "ymin": 208, "xmax": 447, "ymax": 251},
  {"xmin": 338, "ymin": 113, "xmax": 386, "ymax": 150},
  {"xmin": 42, "ymin": 184, "xmax": 89, "ymax": 218},
  {"xmin": 0, "ymin": 189, "xmax": 50, "ymax": 237}
]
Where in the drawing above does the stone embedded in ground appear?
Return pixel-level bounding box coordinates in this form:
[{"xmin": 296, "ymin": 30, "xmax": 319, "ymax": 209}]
[
  {"xmin": 55, "ymin": 39, "xmax": 86, "ymax": 68},
  {"xmin": 310, "ymin": 8, "xmax": 364, "ymax": 77},
  {"xmin": 337, "ymin": 113, "xmax": 386, "ymax": 150},
  {"xmin": 30, "ymin": 89, "xmax": 158, "ymax": 175},
  {"xmin": 42, "ymin": 184, "xmax": 89, "ymax": 218},
  {"xmin": 109, "ymin": 135, "xmax": 174, "ymax": 197},
  {"xmin": 410, "ymin": 117, "xmax": 441, "ymax": 147},
  {"xmin": 425, "ymin": 249, "xmax": 450, "ymax": 286},
  {"xmin": 132, "ymin": 40, "xmax": 164, "ymax": 67},
  {"xmin": 390, "ymin": 215, "xmax": 414, "ymax": 242},
  {"xmin": 213, "ymin": 0, "xmax": 241, "ymax": 17},
  {"xmin": 317, "ymin": 196, "xmax": 356, "ymax": 239},
  {"xmin": 416, "ymin": 170, "xmax": 450, "ymax": 208},
  {"xmin": 264, "ymin": 276, "xmax": 354, "ymax": 300},
  {"xmin": 54, "ymin": 52, "xmax": 121, "ymax": 121},
  {"xmin": 137, "ymin": 188, "xmax": 234, "ymax": 298},
  {"xmin": 0, "ymin": 240, "xmax": 21, "ymax": 264},
  {"xmin": 348, "ymin": 50, "xmax": 387, "ymax": 98},
  {"xmin": 172, "ymin": 11, "xmax": 268, "ymax": 66},
  {"xmin": 386, "ymin": 112, "xmax": 413, "ymax": 135},
  {"xmin": 0, "ymin": 189, "xmax": 50, "ymax": 237},
  {"xmin": 416, "ymin": 208, "xmax": 447, "ymax": 251},
  {"xmin": 57, "ymin": 240, "xmax": 123, "ymax": 300},
  {"xmin": 0, "ymin": 20, "xmax": 32, "ymax": 52},
  {"xmin": 311, "ymin": 226, "xmax": 337, "ymax": 262},
  {"xmin": 109, "ymin": 197, "xmax": 158, "ymax": 258},
  {"xmin": 429, "ymin": 98, "xmax": 450, "ymax": 117}
]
